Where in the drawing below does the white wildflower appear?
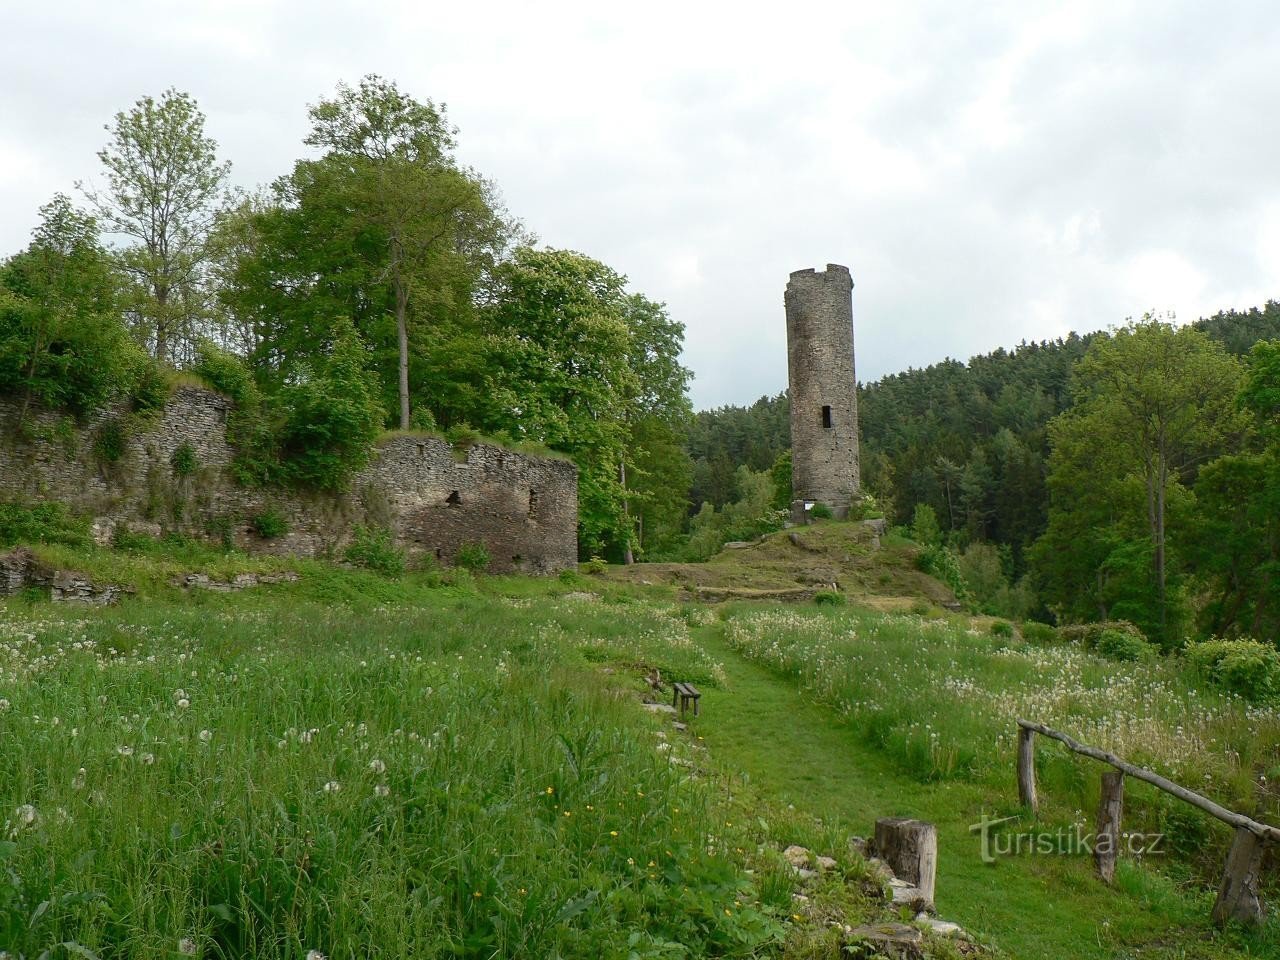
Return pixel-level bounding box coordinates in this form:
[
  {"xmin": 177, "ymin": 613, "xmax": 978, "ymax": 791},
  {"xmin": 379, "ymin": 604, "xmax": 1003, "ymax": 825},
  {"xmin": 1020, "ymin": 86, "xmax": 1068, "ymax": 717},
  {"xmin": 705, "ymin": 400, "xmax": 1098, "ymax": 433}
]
[
  {"xmin": 117, "ymin": 745, "xmax": 134, "ymax": 757},
  {"xmin": 198, "ymin": 729, "xmax": 213, "ymax": 743},
  {"xmin": 374, "ymin": 783, "xmax": 390, "ymax": 797},
  {"xmin": 178, "ymin": 937, "xmax": 199, "ymax": 955},
  {"xmin": 322, "ymin": 780, "xmax": 341, "ymax": 794},
  {"xmin": 368, "ymin": 758, "xmax": 386, "ymax": 774}
]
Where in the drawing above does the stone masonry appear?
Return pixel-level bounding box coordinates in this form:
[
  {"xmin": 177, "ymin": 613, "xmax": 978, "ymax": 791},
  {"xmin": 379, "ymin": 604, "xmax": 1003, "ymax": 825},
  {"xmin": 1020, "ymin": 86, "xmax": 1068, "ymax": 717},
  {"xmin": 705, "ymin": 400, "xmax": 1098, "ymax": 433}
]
[
  {"xmin": 785, "ymin": 264, "xmax": 861, "ymax": 519},
  {"xmin": 0, "ymin": 387, "xmax": 578, "ymax": 574}
]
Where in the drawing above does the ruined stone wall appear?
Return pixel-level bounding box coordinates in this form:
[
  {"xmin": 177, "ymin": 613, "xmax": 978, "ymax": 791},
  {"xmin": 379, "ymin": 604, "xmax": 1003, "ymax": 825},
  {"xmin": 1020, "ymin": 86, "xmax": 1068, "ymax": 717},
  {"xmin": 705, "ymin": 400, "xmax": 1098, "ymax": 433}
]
[
  {"xmin": 785, "ymin": 264, "xmax": 861, "ymax": 518},
  {"xmin": 0, "ymin": 387, "xmax": 578, "ymax": 574}
]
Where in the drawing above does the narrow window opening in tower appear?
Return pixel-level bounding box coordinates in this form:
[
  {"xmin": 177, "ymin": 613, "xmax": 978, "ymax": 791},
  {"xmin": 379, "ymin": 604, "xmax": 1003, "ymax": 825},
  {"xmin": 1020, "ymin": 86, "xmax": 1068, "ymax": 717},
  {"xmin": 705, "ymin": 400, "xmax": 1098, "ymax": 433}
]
[
  {"xmin": 822, "ymin": 405, "xmax": 833, "ymax": 428},
  {"xmin": 528, "ymin": 489, "xmax": 539, "ymax": 517},
  {"xmin": 446, "ymin": 490, "xmax": 462, "ymax": 506}
]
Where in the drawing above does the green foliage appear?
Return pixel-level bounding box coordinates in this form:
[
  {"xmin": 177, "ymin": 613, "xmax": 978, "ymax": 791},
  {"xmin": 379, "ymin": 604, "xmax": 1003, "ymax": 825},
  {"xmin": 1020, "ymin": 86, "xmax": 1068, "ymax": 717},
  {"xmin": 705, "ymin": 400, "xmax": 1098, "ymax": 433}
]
[
  {"xmin": 677, "ymin": 467, "xmax": 786, "ymax": 561},
  {"xmin": 1057, "ymin": 620, "xmax": 1149, "ymax": 653},
  {"xmin": 454, "ymin": 541, "xmax": 490, "ymax": 574},
  {"xmin": 813, "ymin": 590, "xmax": 844, "ymax": 606},
  {"xmin": 92, "ymin": 419, "xmax": 127, "ymax": 465},
  {"xmin": 910, "ymin": 504, "xmax": 942, "ymax": 547},
  {"xmin": 170, "ymin": 441, "xmax": 197, "ymax": 478},
  {"xmin": 990, "ymin": 620, "xmax": 1014, "ymax": 638},
  {"xmin": 768, "ymin": 449, "xmax": 792, "ymax": 510},
  {"xmin": 809, "ymin": 502, "xmax": 833, "ymax": 521},
  {"xmin": 917, "ymin": 543, "xmax": 967, "ymax": 601},
  {"xmin": 1020, "ymin": 621, "xmax": 1058, "ymax": 644},
  {"xmin": 192, "ymin": 339, "xmax": 256, "ymax": 406},
  {"xmin": 1095, "ymin": 628, "xmax": 1155, "ymax": 662},
  {"xmin": 1186, "ymin": 639, "xmax": 1280, "ymax": 703},
  {"xmin": 0, "ymin": 502, "xmax": 90, "ymax": 548},
  {"xmin": 275, "ymin": 319, "xmax": 385, "ymax": 491},
  {"xmin": 249, "ymin": 508, "xmax": 289, "ymax": 540},
  {"xmin": 1033, "ymin": 318, "xmax": 1244, "ymax": 648},
  {"xmin": 343, "ymin": 525, "xmax": 406, "ymax": 576},
  {"xmin": 80, "ymin": 88, "xmax": 232, "ymax": 363},
  {"xmin": 0, "ymin": 195, "xmax": 132, "ymax": 416},
  {"xmin": 583, "ymin": 556, "xmax": 608, "ymax": 576}
]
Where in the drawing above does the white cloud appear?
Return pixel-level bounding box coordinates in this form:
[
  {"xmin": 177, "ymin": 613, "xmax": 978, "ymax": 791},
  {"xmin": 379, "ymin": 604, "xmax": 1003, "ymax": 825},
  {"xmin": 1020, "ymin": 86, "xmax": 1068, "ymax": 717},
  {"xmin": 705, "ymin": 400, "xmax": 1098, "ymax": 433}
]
[{"xmin": 1, "ymin": 0, "xmax": 1277, "ymax": 406}]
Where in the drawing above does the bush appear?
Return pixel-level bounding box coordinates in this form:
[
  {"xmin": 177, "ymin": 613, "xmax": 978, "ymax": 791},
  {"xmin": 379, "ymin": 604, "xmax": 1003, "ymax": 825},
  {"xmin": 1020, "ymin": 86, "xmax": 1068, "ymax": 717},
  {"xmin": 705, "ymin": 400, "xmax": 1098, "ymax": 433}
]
[
  {"xmin": 813, "ymin": 590, "xmax": 844, "ymax": 606},
  {"xmin": 990, "ymin": 620, "xmax": 1014, "ymax": 638},
  {"xmin": 250, "ymin": 508, "xmax": 289, "ymax": 540},
  {"xmin": 93, "ymin": 419, "xmax": 127, "ymax": 464},
  {"xmin": 1186, "ymin": 639, "xmax": 1280, "ymax": 703},
  {"xmin": 1095, "ymin": 628, "xmax": 1154, "ymax": 662},
  {"xmin": 809, "ymin": 502, "xmax": 834, "ymax": 521},
  {"xmin": 1058, "ymin": 620, "xmax": 1147, "ymax": 651},
  {"xmin": 171, "ymin": 442, "xmax": 197, "ymax": 478},
  {"xmin": 192, "ymin": 340, "xmax": 257, "ymax": 406},
  {"xmin": 0, "ymin": 502, "xmax": 89, "ymax": 547},
  {"xmin": 127, "ymin": 358, "xmax": 170, "ymax": 413},
  {"xmin": 276, "ymin": 319, "xmax": 384, "ymax": 492},
  {"xmin": 918, "ymin": 544, "xmax": 968, "ymax": 601},
  {"xmin": 583, "ymin": 556, "xmax": 608, "ymax": 576},
  {"xmin": 455, "ymin": 542, "xmax": 491, "ymax": 574},
  {"xmin": 1021, "ymin": 621, "xmax": 1058, "ymax": 645},
  {"xmin": 343, "ymin": 525, "xmax": 405, "ymax": 577}
]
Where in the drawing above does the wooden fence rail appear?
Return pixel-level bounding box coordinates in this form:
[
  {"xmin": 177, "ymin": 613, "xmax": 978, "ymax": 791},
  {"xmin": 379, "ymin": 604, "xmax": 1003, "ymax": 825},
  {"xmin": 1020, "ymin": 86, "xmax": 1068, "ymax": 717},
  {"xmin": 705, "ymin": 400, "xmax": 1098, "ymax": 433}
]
[{"xmin": 1015, "ymin": 718, "xmax": 1274, "ymax": 928}]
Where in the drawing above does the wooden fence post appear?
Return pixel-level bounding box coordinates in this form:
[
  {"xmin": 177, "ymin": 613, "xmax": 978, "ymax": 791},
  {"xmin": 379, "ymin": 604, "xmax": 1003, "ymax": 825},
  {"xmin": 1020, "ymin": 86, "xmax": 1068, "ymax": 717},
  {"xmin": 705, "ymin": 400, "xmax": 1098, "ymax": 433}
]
[
  {"xmin": 1212, "ymin": 826, "xmax": 1266, "ymax": 928},
  {"xmin": 1095, "ymin": 770, "xmax": 1124, "ymax": 883},
  {"xmin": 1017, "ymin": 725, "xmax": 1038, "ymax": 812},
  {"xmin": 874, "ymin": 817, "xmax": 938, "ymax": 912}
]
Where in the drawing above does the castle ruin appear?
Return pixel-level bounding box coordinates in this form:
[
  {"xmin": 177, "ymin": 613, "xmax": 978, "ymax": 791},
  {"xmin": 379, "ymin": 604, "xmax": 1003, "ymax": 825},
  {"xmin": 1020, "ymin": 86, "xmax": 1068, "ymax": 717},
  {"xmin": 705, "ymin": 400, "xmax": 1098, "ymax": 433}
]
[{"xmin": 785, "ymin": 264, "xmax": 861, "ymax": 520}]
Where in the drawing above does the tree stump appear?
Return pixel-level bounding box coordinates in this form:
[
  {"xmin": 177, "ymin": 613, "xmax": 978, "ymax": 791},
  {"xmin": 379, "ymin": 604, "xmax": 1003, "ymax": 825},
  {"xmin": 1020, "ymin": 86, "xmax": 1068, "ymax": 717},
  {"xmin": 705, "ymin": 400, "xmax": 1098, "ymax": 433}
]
[
  {"xmin": 1017, "ymin": 726, "xmax": 1038, "ymax": 812},
  {"xmin": 873, "ymin": 817, "xmax": 937, "ymax": 912},
  {"xmin": 1095, "ymin": 770, "xmax": 1124, "ymax": 883},
  {"xmin": 1212, "ymin": 826, "xmax": 1267, "ymax": 928}
]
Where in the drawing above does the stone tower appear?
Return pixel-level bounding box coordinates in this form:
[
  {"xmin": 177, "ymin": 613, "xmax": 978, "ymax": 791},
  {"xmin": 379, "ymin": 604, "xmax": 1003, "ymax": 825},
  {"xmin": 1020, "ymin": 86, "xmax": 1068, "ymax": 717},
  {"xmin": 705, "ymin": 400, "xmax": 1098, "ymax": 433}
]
[{"xmin": 785, "ymin": 264, "xmax": 860, "ymax": 520}]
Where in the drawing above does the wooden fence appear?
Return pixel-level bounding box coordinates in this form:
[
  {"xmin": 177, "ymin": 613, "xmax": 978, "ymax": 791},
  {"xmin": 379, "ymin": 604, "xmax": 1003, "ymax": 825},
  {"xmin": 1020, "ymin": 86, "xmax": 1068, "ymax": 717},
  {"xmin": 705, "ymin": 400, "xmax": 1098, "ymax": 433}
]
[{"xmin": 1016, "ymin": 718, "xmax": 1275, "ymax": 928}]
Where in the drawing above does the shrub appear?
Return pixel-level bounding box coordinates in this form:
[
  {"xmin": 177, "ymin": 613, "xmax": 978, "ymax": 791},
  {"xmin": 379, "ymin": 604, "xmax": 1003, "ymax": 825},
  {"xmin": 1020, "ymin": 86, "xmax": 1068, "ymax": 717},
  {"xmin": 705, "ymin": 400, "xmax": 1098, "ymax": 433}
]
[
  {"xmin": 0, "ymin": 502, "xmax": 89, "ymax": 547},
  {"xmin": 1095, "ymin": 628, "xmax": 1154, "ymax": 662},
  {"xmin": 1021, "ymin": 621, "xmax": 1058, "ymax": 645},
  {"xmin": 813, "ymin": 590, "xmax": 844, "ymax": 606},
  {"xmin": 1058, "ymin": 620, "xmax": 1147, "ymax": 652},
  {"xmin": 250, "ymin": 508, "xmax": 289, "ymax": 540},
  {"xmin": 1186, "ymin": 639, "xmax": 1280, "ymax": 703},
  {"xmin": 910, "ymin": 504, "xmax": 942, "ymax": 547},
  {"xmin": 918, "ymin": 543, "xmax": 968, "ymax": 601},
  {"xmin": 127, "ymin": 358, "xmax": 170, "ymax": 413},
  {"xmin": 584, "ymin": 556, "xmax": 608, "ymax": 576},
  {"xmin": 809, "ymin": 502, "xmax": 834, "ymax": 521},
  {"xmin": 455, "ymin": 542, "xmax": 491, "ymax": 574},
  {"xmin": 276, "ymin": 319, "xmax": 384, "ymax": 492},
  {"xmin": 204, "ymin": 514, "xmax": 235, "ymax": 551},
  {"xmin": 171, "ymin": 442, "xmax": 197, "ymax": 478},
  {"xmin": 343, "ymin": 525, "xmax": 405, "ymax": 577},
  {"xmin": 93, "ymin": 419, "xmax": 127, "ymax": 464},
  {"xmin": 990, "ymin": 620, "xmax": 1014, "ymax": 638},
  {"xmin": 192, "ymin": 340, "xmax": 257, "ymax": 406},
  {"xmin": 558, "ymin": 568, "xmax": 581, "ymax": 585}
]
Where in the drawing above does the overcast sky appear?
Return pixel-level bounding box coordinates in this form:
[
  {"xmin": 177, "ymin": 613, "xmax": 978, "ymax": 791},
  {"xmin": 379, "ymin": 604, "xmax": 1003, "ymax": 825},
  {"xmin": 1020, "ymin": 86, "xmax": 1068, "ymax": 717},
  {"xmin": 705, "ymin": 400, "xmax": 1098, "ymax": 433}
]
[{"xmin": 2, "ymin": 1, "xmax": 1278, "ymax": 409}]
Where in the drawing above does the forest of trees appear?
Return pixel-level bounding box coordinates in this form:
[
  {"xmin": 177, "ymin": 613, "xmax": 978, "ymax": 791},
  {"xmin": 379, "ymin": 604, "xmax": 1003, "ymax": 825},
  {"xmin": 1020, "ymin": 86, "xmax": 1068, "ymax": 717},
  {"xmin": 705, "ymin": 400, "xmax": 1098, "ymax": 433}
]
[{"xmin": 687, "ymin": 304, "xmax": 1280, "ymax": 646}]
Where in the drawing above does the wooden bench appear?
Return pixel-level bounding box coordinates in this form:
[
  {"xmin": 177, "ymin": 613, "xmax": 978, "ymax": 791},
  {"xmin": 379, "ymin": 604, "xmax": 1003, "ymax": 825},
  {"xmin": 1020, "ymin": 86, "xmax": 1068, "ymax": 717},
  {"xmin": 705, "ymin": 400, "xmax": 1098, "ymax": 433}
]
[{"xmin": 672, "ymin": 681, "xmax": 701, "ymax": 717}]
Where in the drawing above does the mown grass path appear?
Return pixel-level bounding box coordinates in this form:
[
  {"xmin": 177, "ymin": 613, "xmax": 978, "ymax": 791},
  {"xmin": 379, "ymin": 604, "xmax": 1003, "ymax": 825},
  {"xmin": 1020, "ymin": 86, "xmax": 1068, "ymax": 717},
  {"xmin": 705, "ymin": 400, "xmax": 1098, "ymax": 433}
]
[{"xmin": 687, "ymin": 623, "xmax": 1266, "ymax": 960}]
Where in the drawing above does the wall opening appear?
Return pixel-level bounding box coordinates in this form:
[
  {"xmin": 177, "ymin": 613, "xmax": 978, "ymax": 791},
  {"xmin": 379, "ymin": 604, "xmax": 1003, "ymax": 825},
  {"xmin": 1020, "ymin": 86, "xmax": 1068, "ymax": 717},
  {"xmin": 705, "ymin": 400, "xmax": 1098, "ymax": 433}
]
[
  {"xmin": 417, "ymin": 443, "xmax": 425, "ymax": 457},
  {"xmin": 446, "ymin": 490, "xmax": 461, "ymax": 507},
  {"xmin": 821, "ymin": 405, "xmax": 833, "ymax": 428},
  {"xmin": 528, "ymin": 489, "xmax": 539, "ymax": 517}
]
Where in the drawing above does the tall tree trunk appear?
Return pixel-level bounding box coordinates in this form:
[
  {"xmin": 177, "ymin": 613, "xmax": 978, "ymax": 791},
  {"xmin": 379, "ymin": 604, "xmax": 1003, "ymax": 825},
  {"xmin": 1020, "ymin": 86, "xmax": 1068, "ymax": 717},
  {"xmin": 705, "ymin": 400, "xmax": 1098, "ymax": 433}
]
[
  {"xmin": 620, "ymin": 456, "xmax": 634, "ymax": 565},
  {"xmin": 393, "ymin": 257, "xmax": 411, "ymax": 430},
  {"xmin": 1156, "ymin": 436, "xmax": 1168, "ymax": 637},
  {"xmin": 154, "ymin": 284, "xmax": 169, "ymax": 363}
]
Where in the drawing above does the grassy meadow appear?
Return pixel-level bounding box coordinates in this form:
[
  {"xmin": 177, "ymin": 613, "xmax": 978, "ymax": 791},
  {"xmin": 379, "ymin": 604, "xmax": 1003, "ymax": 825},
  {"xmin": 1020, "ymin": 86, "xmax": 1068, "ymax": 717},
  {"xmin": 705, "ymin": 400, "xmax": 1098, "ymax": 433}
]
[
  {"xmin": 0, "ymin": 547, "xmax": 911, "ymax": 960},
  {"xmin": 4, "ymin": 525, "xmax": 1280, "ymax": 958},
  {"xmin": 719, "ymin": 604, "xmax": 1280, "ymax": 907}
]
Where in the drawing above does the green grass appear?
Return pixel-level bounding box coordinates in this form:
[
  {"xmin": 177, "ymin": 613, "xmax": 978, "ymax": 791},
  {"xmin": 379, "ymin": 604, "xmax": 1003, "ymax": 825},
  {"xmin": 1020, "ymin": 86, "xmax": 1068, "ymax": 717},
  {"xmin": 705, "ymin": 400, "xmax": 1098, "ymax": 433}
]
[
  {"xmin": 0, "ymin": 544, "xmax": 949, "ymax": 959},
  {"xmin": 704, "ymin": 605, "xmax": 1280, "ymax": 958}
]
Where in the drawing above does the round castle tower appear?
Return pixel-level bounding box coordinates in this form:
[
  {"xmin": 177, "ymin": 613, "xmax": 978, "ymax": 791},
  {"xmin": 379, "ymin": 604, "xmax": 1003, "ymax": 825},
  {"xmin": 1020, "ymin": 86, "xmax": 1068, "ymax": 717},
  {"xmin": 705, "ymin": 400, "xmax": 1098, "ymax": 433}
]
[{"xmin": 785, "ymin": 264, "xmax": 861, "ymax": 520}]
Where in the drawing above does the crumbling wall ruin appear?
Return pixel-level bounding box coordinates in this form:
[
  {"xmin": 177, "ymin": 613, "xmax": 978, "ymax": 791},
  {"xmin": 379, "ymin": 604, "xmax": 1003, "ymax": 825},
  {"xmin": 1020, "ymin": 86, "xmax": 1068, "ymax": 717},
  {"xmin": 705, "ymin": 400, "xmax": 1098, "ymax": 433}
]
[{"xmin": 0, "ymin": 387, "xmax": 578, "ymax": 574}]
